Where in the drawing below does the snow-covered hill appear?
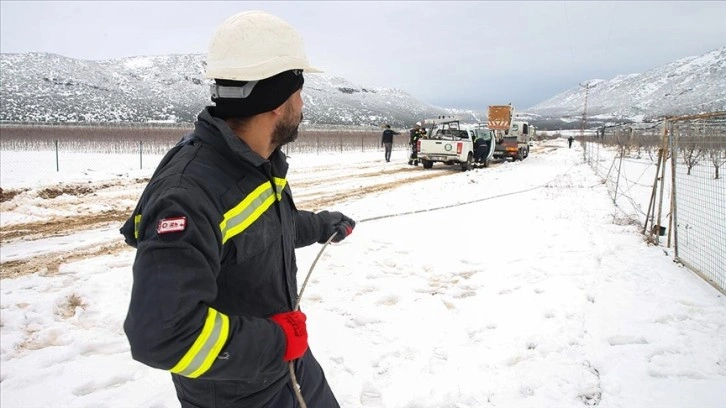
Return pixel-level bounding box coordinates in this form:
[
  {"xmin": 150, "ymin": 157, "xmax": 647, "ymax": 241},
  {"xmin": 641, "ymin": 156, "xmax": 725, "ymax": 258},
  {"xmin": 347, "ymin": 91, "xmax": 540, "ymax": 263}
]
[
  {"xmin": 527, "ymin": 46, "xmax": 726, "ymax": 121},
  {"xmin": 0, "ymin": 53, "xmax": 480, "ymax": 126},
  {"xmin": 2, "ymin": 47, "xmax": 725, "ymax": 126}
]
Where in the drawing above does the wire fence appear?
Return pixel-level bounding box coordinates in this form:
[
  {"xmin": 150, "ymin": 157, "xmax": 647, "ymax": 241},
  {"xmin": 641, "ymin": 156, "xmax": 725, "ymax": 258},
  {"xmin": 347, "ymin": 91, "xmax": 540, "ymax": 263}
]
[
  {"xmin": 581, "ymin": 112, "xmax": 726, "ymax": 294},
  {"xmin": 0, "ymin": 124, "xmax": 407, "ymax": 175},
  {"xmin": 669, "ymin": 113, "xmax": 726, "ymax": 293}
]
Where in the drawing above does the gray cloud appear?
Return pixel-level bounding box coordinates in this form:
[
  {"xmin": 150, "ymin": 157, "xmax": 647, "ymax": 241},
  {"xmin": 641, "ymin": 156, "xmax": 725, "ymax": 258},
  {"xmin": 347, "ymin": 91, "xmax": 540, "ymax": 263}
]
[{"xmin": 2, "ymin": 1, "xmax": 725, "ymax": 110}]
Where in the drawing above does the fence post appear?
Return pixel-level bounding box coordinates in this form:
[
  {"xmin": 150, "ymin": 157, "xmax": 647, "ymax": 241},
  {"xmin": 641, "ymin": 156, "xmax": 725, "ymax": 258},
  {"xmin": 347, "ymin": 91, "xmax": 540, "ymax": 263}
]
[
  {"xmin": 55, "ymin": 139, "xmax": 59, "ymax": 172},
  {"xmin": 668, "ymin": 120, "xmax": 678, "ymax": 253},
  {"xmin": 140, "ymin": 140, "xmax": 143, "ymax": 170},
  {"xmin": 361, "ymin": 136, "xmax": 364, "ymax": 152},
  {"xmin": 655, "ymin": 122, "xmax": 670, "ymax": 246},
  {"xmin": 596, "ymin": 140, "xmax": 600, "ymax": 176},
  {"xmin": 613, "ymin": 146, "xmax": 624, "ymax": 203},
  {"xmin": 644, "ymin": 147, "xmax": 663, "ymax": 235}
]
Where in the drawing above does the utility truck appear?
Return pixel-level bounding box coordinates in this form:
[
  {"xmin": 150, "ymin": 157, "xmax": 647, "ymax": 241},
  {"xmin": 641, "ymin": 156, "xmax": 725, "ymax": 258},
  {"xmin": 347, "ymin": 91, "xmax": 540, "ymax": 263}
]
[{"xmin": 488, "ymin": 104, "xmax": 532, "ymax": 161}]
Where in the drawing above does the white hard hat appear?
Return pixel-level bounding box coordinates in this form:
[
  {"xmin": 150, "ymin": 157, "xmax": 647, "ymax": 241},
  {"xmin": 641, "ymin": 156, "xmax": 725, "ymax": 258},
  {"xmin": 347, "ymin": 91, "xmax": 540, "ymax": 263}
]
[
  {"xmin": 416, "ymin": 122, "xmax": 422, "ymax": 126},
  {"xmin": 205, "ymin": 11, "xmax": 322, "ymax": 81}
]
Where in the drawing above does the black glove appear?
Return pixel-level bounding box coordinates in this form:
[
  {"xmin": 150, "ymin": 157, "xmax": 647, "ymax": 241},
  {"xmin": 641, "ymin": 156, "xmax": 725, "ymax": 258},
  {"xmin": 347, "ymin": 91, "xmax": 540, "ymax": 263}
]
[{"xmin": 318, "ymin": 211, "xmax": 356, "ymax": 243}]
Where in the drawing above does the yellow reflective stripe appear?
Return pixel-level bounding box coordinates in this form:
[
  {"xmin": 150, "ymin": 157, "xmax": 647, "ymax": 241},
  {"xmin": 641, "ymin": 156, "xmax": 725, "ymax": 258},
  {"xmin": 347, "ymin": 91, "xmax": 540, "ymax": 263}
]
[
  {"xmin": 272, "ymin": 177, "xmax": 287, "ymax": 200},
  {"xmin": 133, "ymin": 214, "xmax": 142, "ymax": 239},
  {"xmin": 219, "ymin": 178, "xmax": 287, "ymax": 244},
  {"xmin": 219, "ymin": 183, "xmax": 275, "ymax": 244},
  {"xmin": 170, "ymin": 308, "xmax": 230, "ymax": 378}
]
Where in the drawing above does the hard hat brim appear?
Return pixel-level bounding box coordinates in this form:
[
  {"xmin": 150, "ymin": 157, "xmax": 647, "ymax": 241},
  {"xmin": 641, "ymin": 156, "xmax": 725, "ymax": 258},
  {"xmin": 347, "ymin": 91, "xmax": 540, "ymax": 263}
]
[{"xmin": 205, "ymin": 62, "xmax": 323, "ymax": 81}]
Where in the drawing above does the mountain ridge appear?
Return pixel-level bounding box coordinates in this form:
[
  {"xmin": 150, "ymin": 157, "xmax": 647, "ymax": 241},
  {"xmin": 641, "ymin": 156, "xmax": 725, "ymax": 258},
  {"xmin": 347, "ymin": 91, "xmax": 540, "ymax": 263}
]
[
  {"xmin": 1, "ymin": 47, "xmax": 725, "ymax": 127},
  {"xmin": 526, "ymin": 46, "xmax": 726, "ymax": 122},
  {"xmin": 0, "ymin": 52, "xmax": 479, "ymax": 127}
]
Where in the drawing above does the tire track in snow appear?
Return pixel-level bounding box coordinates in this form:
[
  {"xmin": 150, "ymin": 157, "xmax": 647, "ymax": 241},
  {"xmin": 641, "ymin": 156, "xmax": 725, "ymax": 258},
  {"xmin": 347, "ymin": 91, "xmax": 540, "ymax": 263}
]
[{"xmin": 0, "ymin": 163, "xmax": 453, "ymax": 278}]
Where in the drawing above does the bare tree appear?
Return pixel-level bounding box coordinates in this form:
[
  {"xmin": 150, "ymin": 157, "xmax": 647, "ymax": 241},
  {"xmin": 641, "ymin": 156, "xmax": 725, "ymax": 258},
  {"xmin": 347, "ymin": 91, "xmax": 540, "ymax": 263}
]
[
  {"xmin": 680, "ymin": 137, "xmax": 704, "ymax": 176},
  {"xmin": 701, "ymin": 122, "xmax": 726, "ymax": 179},
  {"xmin": 707, "ymin": 148, "xmax": 725, "ymax": 179}
]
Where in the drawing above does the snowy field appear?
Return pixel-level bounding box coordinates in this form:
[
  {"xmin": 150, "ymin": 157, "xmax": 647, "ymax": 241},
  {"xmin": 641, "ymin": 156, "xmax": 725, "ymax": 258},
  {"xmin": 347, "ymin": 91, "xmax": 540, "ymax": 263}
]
[{"xmin": 1, "ymin": 138, "xmax": 725, "ymax": 408}]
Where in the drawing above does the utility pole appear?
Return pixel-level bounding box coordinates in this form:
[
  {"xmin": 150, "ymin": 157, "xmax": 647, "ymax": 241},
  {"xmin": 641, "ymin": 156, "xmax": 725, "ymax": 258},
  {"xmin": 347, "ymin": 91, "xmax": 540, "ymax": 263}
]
[{"xmin": 580, "ymin": 82, "xmax": 591, "ymax": 162}]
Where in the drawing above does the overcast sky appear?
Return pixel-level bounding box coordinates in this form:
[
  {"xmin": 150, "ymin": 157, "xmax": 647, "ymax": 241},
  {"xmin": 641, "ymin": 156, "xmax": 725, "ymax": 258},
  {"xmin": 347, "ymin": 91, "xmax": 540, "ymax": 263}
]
[{"xmin": 2, "ymin": 1, "xmax": 725, "ymax": 110}]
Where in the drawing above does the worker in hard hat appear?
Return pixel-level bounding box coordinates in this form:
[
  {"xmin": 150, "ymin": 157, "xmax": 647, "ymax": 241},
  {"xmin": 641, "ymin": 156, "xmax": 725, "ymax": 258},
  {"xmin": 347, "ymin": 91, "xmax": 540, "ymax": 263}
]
[
  {"xmin": 408, "ymin": 121, "xmax": 426, "ymax": 165},
  {"xmin": 121, "ymin": 11, "xmax": 352, "ymax": 407}
]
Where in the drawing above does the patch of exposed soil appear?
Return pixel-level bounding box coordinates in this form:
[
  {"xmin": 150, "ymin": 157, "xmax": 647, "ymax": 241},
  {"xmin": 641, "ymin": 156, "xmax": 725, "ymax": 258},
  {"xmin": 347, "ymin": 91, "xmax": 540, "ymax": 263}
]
[
  {"xmin": 0, "ymin": 211, "xmax": 129, "ymax": 242},
  {"xmin": 0, "ymin": 187, "xmax": 28, "ymax": 203},
  {"xmin": 38, "ymin": 185, "xmax": 94, "ymax": 199},
  {"xmin": 0, "ymin": 162, "xmax": 463, "ymax": 279},
  {"xmin": 298, "ymin": 170, "xmax": 450, "ymax": 211},
  {"xmin": 0, "ymin": 240, "xmax": 130, "ymax": 279}
]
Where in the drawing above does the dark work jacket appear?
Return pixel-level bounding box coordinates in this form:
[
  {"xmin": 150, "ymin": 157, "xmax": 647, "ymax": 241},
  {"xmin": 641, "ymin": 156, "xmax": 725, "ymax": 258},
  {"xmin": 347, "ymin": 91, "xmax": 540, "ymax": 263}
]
[
  {"xmin": 409, "ymin": 128, "xmax": 425, "ymax": 145},
  {"xmin": 381, "ymin": 129, "xmax": 398, "ymax": 144},
  {"xmin": 121, "ymin": 107, "xmax": 338, "ymax": 407}
]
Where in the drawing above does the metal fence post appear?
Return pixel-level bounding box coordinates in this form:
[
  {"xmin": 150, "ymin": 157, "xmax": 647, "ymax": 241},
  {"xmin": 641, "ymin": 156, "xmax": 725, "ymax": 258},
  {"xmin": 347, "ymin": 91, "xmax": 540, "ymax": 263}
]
[
  {"xmin": 669, "ymin": 121, "xmax": 678, "ymax": 255},
  {"xmin": 596, "ymin": 141, "xmax": 600, "ymax": 176},
  {"xmin": 140, "ymin": 140, "xmax": 143, "ymax": 169},
  {"xmin": 668, "ymin": 121, "xmax": 676, "ymax": 249},
  {"xmin": 613, "ymin": 146, "xmax": 624, "ymax": 203},
  {"xmin": 55, "ymin": 139, "xmax": 59, "ymax": 172},
  {"xmin": 655, "ymin": 123, "xmax": 669, "ymax": 246}
]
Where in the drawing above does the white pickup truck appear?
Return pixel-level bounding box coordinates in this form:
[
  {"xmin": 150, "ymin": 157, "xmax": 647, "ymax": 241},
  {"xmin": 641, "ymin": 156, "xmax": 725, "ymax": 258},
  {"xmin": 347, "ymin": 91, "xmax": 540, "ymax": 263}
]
[
  {"xmin": 417, "ymin": 120, "xmax": 494, "ymax": 171},
  {"xmin": 417, "ymin": 120, "xmax": 474, "ymax": 171}
]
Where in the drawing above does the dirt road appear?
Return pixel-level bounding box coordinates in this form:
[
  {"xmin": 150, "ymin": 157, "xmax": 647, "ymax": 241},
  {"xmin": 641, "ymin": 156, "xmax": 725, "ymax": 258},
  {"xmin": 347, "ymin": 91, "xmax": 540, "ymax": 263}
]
[{"xmin": 0, "ymin": 161, "xmax": 453, "ymax": 278}]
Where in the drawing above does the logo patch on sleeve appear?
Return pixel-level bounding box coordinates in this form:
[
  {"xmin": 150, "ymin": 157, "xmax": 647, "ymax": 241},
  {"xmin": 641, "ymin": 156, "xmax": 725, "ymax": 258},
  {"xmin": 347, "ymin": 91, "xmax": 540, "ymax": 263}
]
[{"xmin": 157, "ymin": 216, "xmax": 187, "ymax": 235}]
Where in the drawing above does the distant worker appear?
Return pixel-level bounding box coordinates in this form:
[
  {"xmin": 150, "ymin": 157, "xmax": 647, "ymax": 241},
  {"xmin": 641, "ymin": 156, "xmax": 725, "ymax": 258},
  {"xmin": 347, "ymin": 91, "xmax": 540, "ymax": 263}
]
[
  {"xmin": 381, "ymin": 124, "xmax": 399, "ymax": 162},
  {"xmin": 568, "ymin": 135, "xmax": 574, "ymax": 148},
  {"xmin": 408, "ymin": 122, "xmax": 426, "ymax": 165},
  {"xmin": 473, "ymin": 135, "xmax": 488, "ymax": 163}
]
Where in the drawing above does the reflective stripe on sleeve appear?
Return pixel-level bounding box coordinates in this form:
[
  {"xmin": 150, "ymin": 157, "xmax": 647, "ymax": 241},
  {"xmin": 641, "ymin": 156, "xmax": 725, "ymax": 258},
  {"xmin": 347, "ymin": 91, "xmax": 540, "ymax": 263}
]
[
  {"xmin": 219, "ymin": 178, "xmax": 287, "ymax": 244},
  {"xmin": 134, "ymin": 214, "xmax": 142, "ymax": 239},
  {"xmin": 170, "ymin": 308, "xmax": 230, "ymax": 378}
]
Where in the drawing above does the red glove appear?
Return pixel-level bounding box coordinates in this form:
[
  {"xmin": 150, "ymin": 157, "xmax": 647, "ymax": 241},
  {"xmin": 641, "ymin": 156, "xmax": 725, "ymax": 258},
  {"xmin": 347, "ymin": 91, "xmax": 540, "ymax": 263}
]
[
  {"xmin": 333, "ymin": 219, "xmax": 354, "ymax": 243},
  {"xmin": 317, "ymin": 211, "xmax": 356, "ymax": 243},
  {"xmin": 270, "ymin": 311, "xmax": 308, "ymax": 361}
]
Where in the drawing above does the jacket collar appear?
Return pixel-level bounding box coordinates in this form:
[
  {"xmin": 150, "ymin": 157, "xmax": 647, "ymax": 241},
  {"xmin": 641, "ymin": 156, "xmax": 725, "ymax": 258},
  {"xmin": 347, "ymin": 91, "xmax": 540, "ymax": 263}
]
[{"xmin": 195, "ymin": 107, "xmax": 289, "ymax": 177}]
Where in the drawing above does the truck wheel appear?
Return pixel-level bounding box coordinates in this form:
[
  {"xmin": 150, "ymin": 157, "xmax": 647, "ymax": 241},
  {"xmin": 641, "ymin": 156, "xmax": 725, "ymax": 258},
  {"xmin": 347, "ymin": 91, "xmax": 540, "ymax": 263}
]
[
  {"xmin": 484, "ymin": 158, "xmax": 490, "ymax": 168},
  {"xmin": 523, "ymin": 146, "xmax": 530, "ymax": 159},
  {"xmin": 422, "ymin": 159, "xmax": 433, "ymax": 169},
  {"xmin": 461, "ymin": 153, "xmax": 472, "ymax": 172},
  {"xmin": 516, "ymin": 149, "xmax": 524, "ymax": 161}
]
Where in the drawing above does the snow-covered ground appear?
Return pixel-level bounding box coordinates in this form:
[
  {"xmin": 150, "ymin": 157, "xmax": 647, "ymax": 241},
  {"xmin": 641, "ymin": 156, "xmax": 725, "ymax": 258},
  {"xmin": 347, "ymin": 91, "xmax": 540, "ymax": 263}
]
[{"xmin": 1, "ymin": 138, "xmax": 725, "ymax": 407}]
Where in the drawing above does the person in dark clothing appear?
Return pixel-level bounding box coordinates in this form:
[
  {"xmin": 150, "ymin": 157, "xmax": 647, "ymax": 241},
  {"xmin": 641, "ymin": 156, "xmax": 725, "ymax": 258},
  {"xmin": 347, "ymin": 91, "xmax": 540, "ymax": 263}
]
[
  {"xmin": 381, "ymin": 124, "xmax": 399, "ymax": 162},
  {"xmin": 474, "ymin": 136, "xmax": 488, "ymax": 163},
  {"xmin": 568, "ymin": 135, "xmax": 575, "ymax": 148},
  {"xmin": 408, "ymin": 122, "xmax": 426, "ymax": 165},
  {"xmin": 120, "ymin": 11, "xmax": 354, "ymax": 408}
]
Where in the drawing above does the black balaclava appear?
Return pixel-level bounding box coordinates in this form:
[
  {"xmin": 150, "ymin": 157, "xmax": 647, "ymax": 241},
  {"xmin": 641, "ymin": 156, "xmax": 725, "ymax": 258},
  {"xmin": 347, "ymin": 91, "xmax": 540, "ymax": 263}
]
[{"xmin": 211, "ymin": 69, "xmax": 304, "ymax": 119}]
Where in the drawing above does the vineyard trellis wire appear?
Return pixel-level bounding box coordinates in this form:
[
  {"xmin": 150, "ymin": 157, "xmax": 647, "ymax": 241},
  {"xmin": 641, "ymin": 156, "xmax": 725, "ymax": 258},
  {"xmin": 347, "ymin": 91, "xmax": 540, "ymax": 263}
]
[
  {"xmin": 0, "ymin": 125, "xmax": 407, "ymax": 175},
  {"xmin": 581, "ymin": 112, "xmax": 726, "ymax": 294}
]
